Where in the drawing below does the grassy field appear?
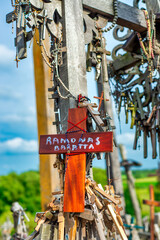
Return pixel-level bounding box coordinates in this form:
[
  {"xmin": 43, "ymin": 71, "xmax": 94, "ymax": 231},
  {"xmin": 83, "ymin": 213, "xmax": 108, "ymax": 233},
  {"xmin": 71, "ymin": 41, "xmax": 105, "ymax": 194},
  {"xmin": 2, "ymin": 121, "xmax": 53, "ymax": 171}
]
[{"xmin": 0, "ymin": 168, "xmax": 159, "ymax": 236}]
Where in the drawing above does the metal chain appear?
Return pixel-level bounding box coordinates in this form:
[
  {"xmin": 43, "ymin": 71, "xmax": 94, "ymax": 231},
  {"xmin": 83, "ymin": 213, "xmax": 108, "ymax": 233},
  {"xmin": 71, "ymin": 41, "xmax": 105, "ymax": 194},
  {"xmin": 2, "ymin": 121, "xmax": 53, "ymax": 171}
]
[
  {"xmin": 53, "ymin": 44, "xmax": 76, "ymax": 99},
  {"xmin": 57, "ymin": 86, "xmax": 72, "ymax": 99},
  {"xmin": 96, "ymin": 0, "xmax": 118, "ymax": 33},
  {"xmin": 35, "ymin": 32, "xmax": 75, "ymax": 99},
  {"xmin": 42, "ymin": 41, "xmax": 51, "ymax": 59},
  {"xmin": 41, "ymin": 50, "xmax": 52, "ymax": 68}
]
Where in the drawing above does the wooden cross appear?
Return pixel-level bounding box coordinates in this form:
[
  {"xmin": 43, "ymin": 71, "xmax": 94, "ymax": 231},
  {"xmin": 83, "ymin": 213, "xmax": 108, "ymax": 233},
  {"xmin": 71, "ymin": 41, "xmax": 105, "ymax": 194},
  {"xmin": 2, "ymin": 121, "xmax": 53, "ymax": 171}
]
[
  {"xmin": 6, "ymin": 0, "xmax": 151, "ymax": 210},
  {"xmin": 143, "ymin": 185, "xmax": 160, "ymax": 240},
  {"xmin": 40, "ymin": 107, "xmax": 113, "ymax": 212},
  {"xmin": 94, "ymin": 91, "xmax": 109, "ymax": 111},
  {"xmin": 124, "ymin": 216, "xmax": 144, "ymax": 240},
  {"xmin": 6, "ymin": 9, "xmax": 32, "ymax": 60}
]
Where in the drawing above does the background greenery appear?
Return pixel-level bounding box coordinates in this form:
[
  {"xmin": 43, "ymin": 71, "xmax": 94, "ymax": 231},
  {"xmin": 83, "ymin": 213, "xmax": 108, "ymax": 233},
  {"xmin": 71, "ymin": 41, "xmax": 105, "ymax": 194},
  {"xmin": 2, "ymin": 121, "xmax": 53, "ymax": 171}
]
[{"xmin": 0, "ymin": 168, "xmax": 159, "ymax": 236}]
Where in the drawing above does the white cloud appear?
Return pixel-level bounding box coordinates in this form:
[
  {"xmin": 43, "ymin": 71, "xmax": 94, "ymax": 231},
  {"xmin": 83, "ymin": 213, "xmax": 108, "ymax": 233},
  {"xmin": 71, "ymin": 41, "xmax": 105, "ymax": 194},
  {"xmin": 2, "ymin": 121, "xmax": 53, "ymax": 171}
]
[
  {"xmin": 0, "ymin": 44, "xmax": 15, "ymax": 64},
  {"xmin": 0, "ymin": 114, "xmax": 36, "ymax": 124},
  {"xmin": 0, "ymin": 138, "xmax": 38, "ymax": 154},
  {"xmin": 117, "ymin": 132, "xmax": 135, "ymax": 145}
]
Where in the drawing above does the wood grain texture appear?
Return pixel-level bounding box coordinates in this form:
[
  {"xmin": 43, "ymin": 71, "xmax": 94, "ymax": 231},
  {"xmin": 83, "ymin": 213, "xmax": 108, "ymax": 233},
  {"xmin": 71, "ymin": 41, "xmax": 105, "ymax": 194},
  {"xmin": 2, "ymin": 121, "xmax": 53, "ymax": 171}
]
[
  {"xmin": 143, "ymin": 185, "xmax": 159, "ymax": 240},
  {"xmin": 99, "ymin": 37, "xmax": 125, "ymax": 213},
  {"xmin": 39, "ymin": 131, "xmax": 113, "ymax": 154},
  {"xmin": 83, "ymin": 0, "xmax": 147, "ymax": 32},
  {"xmin": 33, "ymin": 29, "xmax": 60, "ymax": 210},
  {"xmin": 67, "ymin": 108, "xmax": 87, "ymax": 132},
  {"xmin": 59, "ymin": 0, "xmax": 88, "ymax": 133},
  {"xmin": 64, "ymin": 108, "xmax": 87, "ymax": 212},
  {"xmin": 63, "ymin": 154, "xmax": 86, "ymax": 212}
]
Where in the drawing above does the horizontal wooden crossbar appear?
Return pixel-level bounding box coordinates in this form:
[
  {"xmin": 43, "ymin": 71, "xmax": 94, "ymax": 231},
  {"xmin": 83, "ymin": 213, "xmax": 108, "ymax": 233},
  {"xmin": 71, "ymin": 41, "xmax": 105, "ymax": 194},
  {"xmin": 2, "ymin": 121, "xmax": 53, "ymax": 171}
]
[
  {"xmin": 143, "ymin": 200, "xmax": 160, "ymax": 207},
  {"xmin": 83, "ymin": 0, "xmax": 147, "ymax": 32},
  {"xmin": 39, "ymin": 132, "xmax": 113, "ymax": 154}
]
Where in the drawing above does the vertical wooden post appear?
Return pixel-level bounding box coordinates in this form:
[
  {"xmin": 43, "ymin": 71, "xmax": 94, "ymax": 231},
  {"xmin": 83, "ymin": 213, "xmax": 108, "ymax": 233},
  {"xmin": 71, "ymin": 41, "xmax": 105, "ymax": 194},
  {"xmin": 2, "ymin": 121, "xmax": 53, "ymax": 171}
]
[
  {"xmin": 101, "ymin": 37, "xmax": 125, "ymax": 212},
  {"xmin": 119, "ymin": 144, "xmax": 142, "ymax": 226},
  {"xmin": 33, "ymin": 30, "xmax": 60, "ymax": 210},
  {"xmin": 59, "ymin": 0, "xmax": 88, "ymax": 133},
  {"xmin": 150, "ymin": 185, "xmax": 155, "ymax": 240},
  {"xmin": 143, "ymin": 185, "xmax": 160, "ymax": 240}
]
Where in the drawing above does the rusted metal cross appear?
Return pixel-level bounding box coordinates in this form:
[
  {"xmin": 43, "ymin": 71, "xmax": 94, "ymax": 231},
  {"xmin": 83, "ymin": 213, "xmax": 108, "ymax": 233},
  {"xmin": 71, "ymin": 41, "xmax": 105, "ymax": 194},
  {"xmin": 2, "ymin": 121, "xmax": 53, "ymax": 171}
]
[
  {"xmin": 94, "ymin": 91, "xmax": 109, "ymax": 111},
  {"xmin": 143, "ymin": 185, "xmax": 160, "ymax": 240}
]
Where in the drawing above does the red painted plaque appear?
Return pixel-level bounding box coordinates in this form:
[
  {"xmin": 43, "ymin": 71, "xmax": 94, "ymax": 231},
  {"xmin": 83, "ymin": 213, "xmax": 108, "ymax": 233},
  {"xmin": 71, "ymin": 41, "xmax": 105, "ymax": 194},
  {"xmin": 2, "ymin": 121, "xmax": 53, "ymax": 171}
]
[{"xmin": 39, "ymin": 131, "xmax": 113, "ymax": 154}]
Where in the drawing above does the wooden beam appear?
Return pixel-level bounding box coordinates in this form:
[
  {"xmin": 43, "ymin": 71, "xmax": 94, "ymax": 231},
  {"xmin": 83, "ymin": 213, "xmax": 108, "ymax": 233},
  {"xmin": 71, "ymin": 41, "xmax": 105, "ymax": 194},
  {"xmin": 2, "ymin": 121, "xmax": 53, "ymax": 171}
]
[
  {"xmin": 83, "ymin": 0, "xmax": 147, "ymax": 32},
  {"xmin": 64, "ymin": 108, "xmax": 87, "ymax": 212},
  {"xmin": 39, "ymin": 131, "xmax": 113, "ymax": 154},
  {"xmin": 59, "ymin": 0, "xmax": 88, "ymax": 133},
  {"xmin": 143, "ymin": 200, "xmax": 160, "ymax": 207},
  {"xmin": 100, "ymin": 37, "xmax": 125, "ymax": 213},
  {"xmin": 33, "ymin": 30, "xmax": 60, "ymax": 211}
]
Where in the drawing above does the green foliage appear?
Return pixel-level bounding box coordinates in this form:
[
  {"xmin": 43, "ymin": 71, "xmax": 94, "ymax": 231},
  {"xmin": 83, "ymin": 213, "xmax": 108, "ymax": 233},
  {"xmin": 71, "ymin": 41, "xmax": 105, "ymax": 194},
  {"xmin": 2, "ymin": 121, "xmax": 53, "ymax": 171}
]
[
  {"xmin": 132, "ymin": 169, "xmax": 156, "ymax": 179},
  {"xmin": 93, "ymin": 168, "xmax": 107, "ymax": 187},
  {"xmin": 0, "ymin": 171, "xmax": 41, "ymax": 215},
  {"xmin": 0, "ymin": 168, "xmax": 159, "ymax": 236},
  {"xmin": 0, "ymin": 171, "xmax": 40, "ymax": 236}
]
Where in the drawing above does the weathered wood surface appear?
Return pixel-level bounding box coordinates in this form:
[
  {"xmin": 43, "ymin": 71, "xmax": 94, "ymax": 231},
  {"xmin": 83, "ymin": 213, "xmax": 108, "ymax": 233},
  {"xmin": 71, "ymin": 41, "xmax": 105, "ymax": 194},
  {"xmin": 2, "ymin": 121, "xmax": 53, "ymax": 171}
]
[
  {"xmin": 143, "ymin": 185, "xmax": 160, "ymax": 240},
  {"xmin": 107, "ymin": 204, "xmax": 128, "ymax": 240},
  {"xmin": 33, "ymin": 30, "xmax": 60, "ymax": 211},
  {"xmin": 119, "ymin": 144, "xmax": 142, "ymax": 226},
  {"xmin": 67, "ymin": 107, "xmax": 87, "ymax": 132},
  {"xmin": 112, "ymin": 52, "xmax": 141, "ymax": 72},
  {"xmin": 59, "ymin": 0, "xmax": 88, "ymax": 133},
  {"xmin": 83, "ymin": 0, "xmax": 147, "ymax": 32},
  {"xmin": 64, "ymin": 108, "xmax": 87, "ymax": 212},
  {"xmin": 100, "ymin": 37, "xmax": 125, "ymax": 213},
  {"xmin": 39, "ymin": 131, "xmax": 113, "ymax": 154},
  {"xmin": 16, "ymin": 26, "xmax": 27, "ymax": 59}
]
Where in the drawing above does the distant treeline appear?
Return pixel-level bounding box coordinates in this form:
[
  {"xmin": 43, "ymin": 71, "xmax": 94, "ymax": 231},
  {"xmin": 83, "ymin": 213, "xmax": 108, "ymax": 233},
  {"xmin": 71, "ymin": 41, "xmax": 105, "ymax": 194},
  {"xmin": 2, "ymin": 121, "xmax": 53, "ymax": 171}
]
[
  {"xmin": 0, "ymin": 171, "xmax": 41, "ymax": 215},
  {"xmin": 0, "ymin": 168, "xmax": 158, "ymax": 222}
]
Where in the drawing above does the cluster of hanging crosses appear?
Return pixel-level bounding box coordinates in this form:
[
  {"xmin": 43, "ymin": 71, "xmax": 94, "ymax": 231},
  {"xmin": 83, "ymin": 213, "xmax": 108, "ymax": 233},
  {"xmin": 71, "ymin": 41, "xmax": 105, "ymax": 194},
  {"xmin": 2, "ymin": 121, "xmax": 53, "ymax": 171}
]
[
  {"xmin": 7, "ymin": 0, "xmax": 160, "ymax": 159},
  {"xmin": 108, "ymin": 1, "xmax": 160, "ymax": 159},
  {"xmin": 6, "ymin": 0, "xmax": 160, "ymax": 239}
]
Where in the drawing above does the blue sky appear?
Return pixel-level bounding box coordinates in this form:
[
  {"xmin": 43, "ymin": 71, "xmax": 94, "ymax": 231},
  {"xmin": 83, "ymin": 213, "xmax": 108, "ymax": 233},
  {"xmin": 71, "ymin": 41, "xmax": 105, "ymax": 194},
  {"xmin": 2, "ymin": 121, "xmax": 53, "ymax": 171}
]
[{"xmin": 0, "ymin": 0, "xmax": 159, "ymax": 175}]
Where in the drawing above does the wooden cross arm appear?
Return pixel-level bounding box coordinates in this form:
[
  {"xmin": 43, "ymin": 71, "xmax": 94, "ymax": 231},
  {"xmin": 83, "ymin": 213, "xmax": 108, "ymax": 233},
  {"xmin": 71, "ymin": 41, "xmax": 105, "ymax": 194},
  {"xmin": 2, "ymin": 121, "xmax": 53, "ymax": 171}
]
[
  {"xmin": 83, "ymin": 0, "xmax": 147, "ymax": 32},
  {"xmin": 96, "ymin": 47, "xmax": 111, "ymax": 56},
  {"xmin": 6, "ymin": 11, "xmax": 16, "ymax": 24},
  {"xmin": 143, "ymin": 200, "xmax": 160, "ymax": 207},
  {"xmin": 94, "ymin": 96, "xmax": 109, "ymax": 101}
]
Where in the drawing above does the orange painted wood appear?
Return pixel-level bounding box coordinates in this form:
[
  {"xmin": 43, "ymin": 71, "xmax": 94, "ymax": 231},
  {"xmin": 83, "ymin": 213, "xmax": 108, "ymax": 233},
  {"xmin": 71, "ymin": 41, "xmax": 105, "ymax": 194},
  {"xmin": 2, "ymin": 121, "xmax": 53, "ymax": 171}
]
[
  {"xmin": 150, "ymin": 185, "xmax": 155, "ymax": 240},
  {"xmin": 64, "ymin": 108, "xmax": 87, "ymax": 212},
  {"xmin": 142, "ymin": 185, "xmax": 160, "ymax": 240},
  {"xmin": 63, "ymin": 153, "xmax": 86, "ymax": 212}
]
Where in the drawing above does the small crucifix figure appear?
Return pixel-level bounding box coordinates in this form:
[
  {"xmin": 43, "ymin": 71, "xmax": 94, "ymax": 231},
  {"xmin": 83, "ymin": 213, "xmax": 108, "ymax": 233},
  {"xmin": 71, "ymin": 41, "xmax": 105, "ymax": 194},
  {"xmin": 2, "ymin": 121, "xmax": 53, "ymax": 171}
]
[
  {"xmin": 14, "ymin": 54, "xmax": 20, "ymax": 68},
  {"xmin": 94, "ymin": 91, "xmax": 109, "ymax": 112},
  {"xmin": 143, "ymin": 185, "xmax": 160, "ymax": 240}
]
